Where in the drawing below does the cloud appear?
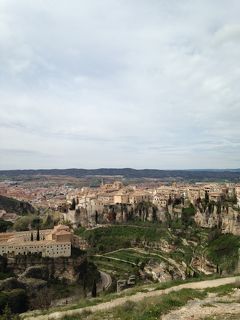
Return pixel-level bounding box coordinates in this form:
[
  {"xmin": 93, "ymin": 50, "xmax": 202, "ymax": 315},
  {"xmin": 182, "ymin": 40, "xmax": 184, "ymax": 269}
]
[
  {"xmin": 0, "ymin": 0, "xmax": 239, "ymax": 169},
  {"xmin": 214, "ymin": 24, "xmax": 240, "ymax": 45}
]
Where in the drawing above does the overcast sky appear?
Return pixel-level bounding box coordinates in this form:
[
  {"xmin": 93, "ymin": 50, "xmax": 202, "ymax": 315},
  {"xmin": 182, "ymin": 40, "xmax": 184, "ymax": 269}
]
[{"xmin": 0, "ymin": 0, "xmax": 240, "ymax": 170}]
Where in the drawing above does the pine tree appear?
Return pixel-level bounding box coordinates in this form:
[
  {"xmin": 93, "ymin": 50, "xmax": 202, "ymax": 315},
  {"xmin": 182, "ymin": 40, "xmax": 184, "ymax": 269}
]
[
  {"xmin": 205, "ymin": 191, "xmax": 209, "ymax": 203},
  {"xmin": 36, "ymin": 227, "xmax": 40, "ymax": 241},
  {"xmin": 70, "ymin": 198, "xmax": 76, "ymax": 210},
  {"xmin": 83, "ymin": 278, "xmax": 87, "ymax": 298},
  {"xmin": 91, "ymin": 279, "xmax": 97, "ymax": 298}
]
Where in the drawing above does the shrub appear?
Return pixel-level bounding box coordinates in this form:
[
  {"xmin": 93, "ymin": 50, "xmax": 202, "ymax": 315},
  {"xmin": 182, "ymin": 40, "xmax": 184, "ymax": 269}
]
[{"xmin": 0, "ymin": 289, "xmax": 28, "ymax": 314}]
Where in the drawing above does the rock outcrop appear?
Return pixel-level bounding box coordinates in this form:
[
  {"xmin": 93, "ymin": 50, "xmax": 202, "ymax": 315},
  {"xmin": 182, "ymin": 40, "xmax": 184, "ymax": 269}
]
[{"xmin": 0, "ymin": 254, "xmax": 87, "ymax": 283}]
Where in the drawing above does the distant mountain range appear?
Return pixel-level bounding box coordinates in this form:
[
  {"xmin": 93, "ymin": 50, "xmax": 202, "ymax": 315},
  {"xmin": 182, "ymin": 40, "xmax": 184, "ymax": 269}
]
[{"xmin": 0, "ymin": 168, "xmax": 240, "ymax": 181}]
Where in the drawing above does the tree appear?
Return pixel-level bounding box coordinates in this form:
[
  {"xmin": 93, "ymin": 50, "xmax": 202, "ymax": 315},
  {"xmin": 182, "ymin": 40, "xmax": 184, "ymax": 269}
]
[
  {"xmin": 70, "ymin": 198, "xmax": 76, "ymax": 210},
  {"xmin": 30, "ymin": 232, "xmax": 33, "ymax": 241},
  {"xmin": 0, "ymin": 304, "xmax": 20, "ymax": 320},
  {"xmin": 43, "ymin": 214, "xmax": 54, "ymax": 229},
  {"xmin": 205, "ymin": 191, "xmax": 209, "ymax": 203},
  {"xmin": 0, "ymin": 305, "xmax": 11, "ymax": 320},
  {"xmin": 29, "ymin": 288, "xmax": 52, "ymax": 310},
  {"xmin": 31, "ymin": 217, "xmax": 42, "ymax": 229},
  {"xmin": 168, "ymin": 196, "xmax": 172, "ymax": 205},
  {"xmin": 0, "ymin": 289, "xmax": 28, "ymax": 315},
  {"xmin": 36, "ymin": 227, "xmax": 40, "ymax": 241},
  {"xmin": 91, "ymin": 279, "xmax": 97, "ymax": 298},
  {"xmin": 83, "ymin": 278, "xmax": 87, "ymax": 298},
  {"xmin": 182, "ymin": 205, "xmax": 196, "ymax": 228},
  {"xmin": 0, "ymin": 220, "xmax": 13, "ymax": 233},
  {"xmin": 217, "ymin": 201, "xmax": 222, "ymax": 214},
  {"xmin": 232, "ymin": 193, "xmax": 238, "ymax": 204},
  {"xmin": 95, "ymin": 211, "xmax": 98, "ymax": 224}
]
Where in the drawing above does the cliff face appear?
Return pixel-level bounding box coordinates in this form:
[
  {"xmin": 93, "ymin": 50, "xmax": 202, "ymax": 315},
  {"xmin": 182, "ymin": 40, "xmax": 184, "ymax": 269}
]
[
  {"xmin": 66, "ymin": 203, "xmax": 159, "ymax": 228},
  {"xmin": 1, "ymin": 254, "xmax": 87, "ymax": 283},
  {"xmin": 195, "ymin": 205, "xmax": 240, "ymax": 236}
]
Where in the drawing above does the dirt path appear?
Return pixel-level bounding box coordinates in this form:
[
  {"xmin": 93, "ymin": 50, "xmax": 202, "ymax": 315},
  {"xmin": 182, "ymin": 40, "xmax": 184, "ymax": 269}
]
[
  {"xmin": 94, "ymin": 254, "xmax": 136, "ymax": 266},
  {"xmin": 22, "ymin": 276, "xmax": 238, "ymax": 320}
]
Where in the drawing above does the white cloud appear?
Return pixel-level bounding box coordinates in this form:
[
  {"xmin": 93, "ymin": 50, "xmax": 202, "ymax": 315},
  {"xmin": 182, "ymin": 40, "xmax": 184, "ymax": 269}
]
[{"xmin": 0, "ymin": 0, "xmax": 240, "ymax": 169}]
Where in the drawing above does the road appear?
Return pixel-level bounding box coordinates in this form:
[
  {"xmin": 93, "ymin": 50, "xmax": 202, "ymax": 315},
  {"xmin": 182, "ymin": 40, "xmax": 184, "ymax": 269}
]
[
  {"xmin": 98, "ymin": 271, "xmax": 112, "ymax": 291},
  {"xmin": 22, "ymin": 276, "xmax": 238, "ymax": 320}
]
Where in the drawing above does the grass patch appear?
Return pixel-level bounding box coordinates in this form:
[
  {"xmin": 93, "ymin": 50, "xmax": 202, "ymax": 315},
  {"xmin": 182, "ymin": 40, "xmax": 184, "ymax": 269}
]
[
  {"xmin": 204, "ymin": 284, "xmax": 235, "ymax": 297},
  {"xmin": 61, "ymin": 288, "xmax": 207, "ymax": 320}
]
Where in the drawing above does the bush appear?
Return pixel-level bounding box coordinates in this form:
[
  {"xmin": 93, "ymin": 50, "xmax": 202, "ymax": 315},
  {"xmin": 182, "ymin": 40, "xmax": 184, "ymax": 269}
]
[
  {"xmin": 0, "ymin": 289, "xmax": 28, "ymax": 314},
  {"xmin": 0, "ymin": 220, "xmax": 13, "ymax": 233},
  {"xmin": 13, "ymin": 216, "xmax": 31, "ymax": 231}
]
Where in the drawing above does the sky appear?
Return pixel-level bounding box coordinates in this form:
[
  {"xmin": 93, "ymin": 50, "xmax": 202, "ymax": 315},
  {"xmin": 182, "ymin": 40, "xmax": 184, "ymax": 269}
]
[{"xmin": 0, "ymin": 0, "xmax": 240, "ymax": 170}]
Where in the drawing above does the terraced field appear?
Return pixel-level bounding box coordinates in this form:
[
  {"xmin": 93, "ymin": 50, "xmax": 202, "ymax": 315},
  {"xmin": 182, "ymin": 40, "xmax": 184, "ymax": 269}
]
[
  {"xmin": 90, "ymin": 255, "xmax": 138, "ymax": 275},
  {"xmin": 90, "ymin": 247, "xmax": 189, "ymax": 280},
  {"xmin": 82, "ymin": 225, "xmax": 214, "ymax": 281}
]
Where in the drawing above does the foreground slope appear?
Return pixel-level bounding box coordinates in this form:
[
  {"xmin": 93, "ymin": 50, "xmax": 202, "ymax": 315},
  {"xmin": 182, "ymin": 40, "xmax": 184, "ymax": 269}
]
[{"xmin": 22, "ymin": 276, "xmax": 238, "ymax": 320}]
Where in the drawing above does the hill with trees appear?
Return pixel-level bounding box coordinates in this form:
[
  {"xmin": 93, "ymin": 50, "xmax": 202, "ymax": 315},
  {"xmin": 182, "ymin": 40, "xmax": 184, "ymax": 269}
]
[{"xmin": 0, "ymin": 195, "xmax": 37, "ymax": 215}]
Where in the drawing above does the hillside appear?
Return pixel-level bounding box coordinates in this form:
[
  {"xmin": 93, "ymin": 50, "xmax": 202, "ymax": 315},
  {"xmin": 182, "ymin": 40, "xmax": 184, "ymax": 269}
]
[
  {"xmin": 22, "ymin": 277, "xmax": 240, "ymax": 320},
  {"xmin": 75, "ymin": 224, "xmax": 240, "ymax": 280},
  {"xmin": 0, "ymin": 195, "xmax": 37, "ymax": 215}
]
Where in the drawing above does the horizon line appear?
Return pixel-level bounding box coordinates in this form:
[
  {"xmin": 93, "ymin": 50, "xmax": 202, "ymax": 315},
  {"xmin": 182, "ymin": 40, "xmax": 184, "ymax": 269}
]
[{"xmin": 0, "ymin": 167, "xmax": 239, "ymax": 172}]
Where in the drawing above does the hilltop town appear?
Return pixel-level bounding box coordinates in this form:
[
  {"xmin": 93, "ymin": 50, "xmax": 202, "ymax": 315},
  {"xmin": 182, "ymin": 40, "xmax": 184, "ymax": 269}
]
[
  {"xmin": 63, "ymin": 180, "xmax": 240, "ymax": 235},
  {"xmin": 1, "ymin": 176, "xmax": 240, "ymax": 233}
]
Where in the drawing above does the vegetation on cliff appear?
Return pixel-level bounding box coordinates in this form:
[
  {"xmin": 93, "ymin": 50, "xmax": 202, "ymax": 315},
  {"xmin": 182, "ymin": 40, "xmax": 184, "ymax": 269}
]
[
  {"xmin": 75, "ymin": 225, "xmax": 172, "ymax": 253},
  {"xmin": 0, "ymin": 195, "xmax": 37, "ymax": 216},
  {"xmin": 207, "ymin": 232, "xmax": 240, "ymax": 273}
]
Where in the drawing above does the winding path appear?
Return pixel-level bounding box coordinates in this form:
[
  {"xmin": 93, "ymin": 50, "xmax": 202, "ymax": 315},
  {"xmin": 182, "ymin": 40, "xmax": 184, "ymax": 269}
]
[
  {"xmin": 98, "ymin": 271, "xmax": 112, "ymax": 291},
  {"xmin": 22, "ymin": 276, "xmax": 238, "ymax": 320}
]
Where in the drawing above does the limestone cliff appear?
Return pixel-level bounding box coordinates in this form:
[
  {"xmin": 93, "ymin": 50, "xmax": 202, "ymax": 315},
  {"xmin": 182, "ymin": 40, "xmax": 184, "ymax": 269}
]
[{"xmin": 0, "ymin": 254, "xmax": 88, "ymax": 283}]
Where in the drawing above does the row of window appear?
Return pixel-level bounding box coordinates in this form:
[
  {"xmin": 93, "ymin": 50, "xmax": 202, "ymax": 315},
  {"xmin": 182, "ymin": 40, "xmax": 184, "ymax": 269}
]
[{"xmin": 0, "ymin": 244, "xmax": 70, "ymax": 252}]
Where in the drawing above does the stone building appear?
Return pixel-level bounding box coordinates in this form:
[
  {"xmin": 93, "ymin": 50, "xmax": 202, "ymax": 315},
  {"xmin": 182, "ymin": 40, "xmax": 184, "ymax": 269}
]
[{"xmin": 0, "ymin": 225, "xmax": 72, "ymax": 258}]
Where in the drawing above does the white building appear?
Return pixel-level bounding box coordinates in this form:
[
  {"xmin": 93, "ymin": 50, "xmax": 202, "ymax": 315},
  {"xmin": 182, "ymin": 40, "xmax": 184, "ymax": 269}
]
[{"xmin": 0, "ymin": 225, "xmax": 72, "ymax": 258}]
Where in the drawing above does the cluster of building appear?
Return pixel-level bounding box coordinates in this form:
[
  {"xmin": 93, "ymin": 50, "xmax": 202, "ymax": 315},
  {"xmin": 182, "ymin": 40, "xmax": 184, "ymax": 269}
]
[
  {"xmin": 1, "ymin": 180, "xmax": 240, "ymax": 257},
  {"xmin": 0, "ymin": 225, "xmax": 72, "ymax": 258},
  {"xmin": 0, "ymin": 180, "xmax": 70, "ymax": 209},
  {"xmin": 63, "ymin": 181, "xmax": 240, "ymax": 228}
]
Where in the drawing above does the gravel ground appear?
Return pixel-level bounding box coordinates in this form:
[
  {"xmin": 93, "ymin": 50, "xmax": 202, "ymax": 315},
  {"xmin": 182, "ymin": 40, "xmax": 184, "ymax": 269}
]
[{"xmin": 162, "ymin": 288, "xmax": 240, "ymax": 320}]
